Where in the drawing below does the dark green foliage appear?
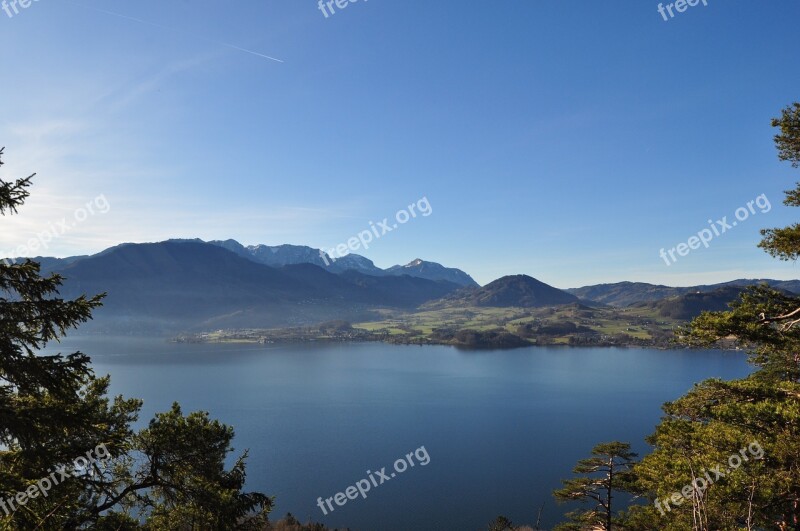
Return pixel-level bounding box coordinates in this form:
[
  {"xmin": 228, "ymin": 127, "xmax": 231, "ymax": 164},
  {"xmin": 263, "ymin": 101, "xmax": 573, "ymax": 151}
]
[
  {"xmin": 759, "ymin": 104, "xmax": 800, "ymax": 260},
  {"xmin": 772, "ymin": 102, "xmax": 800, "ymax": 167},
  {"xmin": 487, "ymin": 515, "xmax": 515, "ymax": 531},
  {"xmin": 267, "ymin": 514, "xmax": 349, "ymax": 531},
  {"xmin": 759, "ymin": 221, "xmax": 800, "ymax": 261},
  {"xmin": 557, "ymin": 103, "xmax": 800, "ymax": 530},
  {"xmin": 517, "ymin": 320, "xmax": 597, "ymax": 337},
  {"xmin": 627, "ymin": 377, "xmax": 791, "ymax": 530},
  {"xmin": 0, "ymin": 148, "xmax": 271, "ymax": 529},
  {"xmin": 553, "ymin": 442, "xmax": 637, "ymax": 531},
  {"xmin": 0, "ymin": 148, "xmax": 32, "ymax": 215},
  {"xmin": 430, "ymin": 328, "xmax": 531, "ymax": 348}
]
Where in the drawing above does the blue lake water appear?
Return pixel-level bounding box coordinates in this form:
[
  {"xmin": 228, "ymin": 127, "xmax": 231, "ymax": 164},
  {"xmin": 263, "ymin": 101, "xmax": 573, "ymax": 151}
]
[{"xmin": 42, "ymin": 338, "xmax": 752, "ymax": 530}]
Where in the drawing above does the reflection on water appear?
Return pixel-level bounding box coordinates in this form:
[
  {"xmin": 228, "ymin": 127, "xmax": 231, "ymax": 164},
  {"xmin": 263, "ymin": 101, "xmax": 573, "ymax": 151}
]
[{"xmin": 42, "ymin": 338, "xmax": 751, "ymax": 531}]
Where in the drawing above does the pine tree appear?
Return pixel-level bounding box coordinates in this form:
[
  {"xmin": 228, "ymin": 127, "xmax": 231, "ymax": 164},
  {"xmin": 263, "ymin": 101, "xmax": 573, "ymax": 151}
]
[
  {"xmin": 553, "ymin": 441, "xmax": 637, "ymax": 530},
  {"xmin": 0, "ymin": 147, "xmax": 272, "ymax": 529},
  {"xmin": 620, "ymin": 103, "xmax": 800, "ymax": 530}
]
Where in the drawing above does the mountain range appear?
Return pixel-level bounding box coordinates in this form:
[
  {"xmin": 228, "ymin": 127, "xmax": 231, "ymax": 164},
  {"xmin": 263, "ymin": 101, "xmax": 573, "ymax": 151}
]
[
  {"xmin": 565, "ymin": 279, "xmax": 800, "ymax": 307},
  {"xmin": 7, "ymin": 238, "xmax": 800, "ymax": 334},
  {"xmin": 40, "ymin": 240, "xmax": 465, "ymax": 333},
  {"xmin": 204, "ymin": 239, "xmax": 478, "ymax": 286}
]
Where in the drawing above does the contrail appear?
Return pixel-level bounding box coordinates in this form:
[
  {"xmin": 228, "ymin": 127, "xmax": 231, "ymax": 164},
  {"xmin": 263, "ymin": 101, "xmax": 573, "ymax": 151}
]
[
  {"xmin": 217, "ymin": 42, "xmax": 284, "ymax": 63},
  {"xmin": 65, "ymin": 2, "xmax": 284, "ymax": 63}
]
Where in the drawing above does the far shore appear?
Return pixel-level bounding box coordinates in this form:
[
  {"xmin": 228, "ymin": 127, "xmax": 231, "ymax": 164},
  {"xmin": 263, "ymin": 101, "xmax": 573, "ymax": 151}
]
[{"xmin": 171, "ymin": 325, "xmax": 730, "ymax": 351}]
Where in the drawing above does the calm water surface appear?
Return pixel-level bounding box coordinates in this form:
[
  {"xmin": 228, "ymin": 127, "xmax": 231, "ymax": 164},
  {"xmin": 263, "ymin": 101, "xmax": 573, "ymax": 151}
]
[{"xmin": 42, "ymin": 338, "xmax": 751, "ymax": 531}]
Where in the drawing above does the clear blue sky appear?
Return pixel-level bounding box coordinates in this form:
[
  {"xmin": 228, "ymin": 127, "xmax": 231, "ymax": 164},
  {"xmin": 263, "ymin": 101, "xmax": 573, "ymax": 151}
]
[{"xmin": 1, "ymin": 0, "xmax": 799, "ymax": 287}]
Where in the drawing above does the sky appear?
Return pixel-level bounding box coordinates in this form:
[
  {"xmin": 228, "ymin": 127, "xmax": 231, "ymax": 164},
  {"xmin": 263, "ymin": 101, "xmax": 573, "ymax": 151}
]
[{"xmin": 1, "ymin": 0, "xmax": 799, "ymax": 288}]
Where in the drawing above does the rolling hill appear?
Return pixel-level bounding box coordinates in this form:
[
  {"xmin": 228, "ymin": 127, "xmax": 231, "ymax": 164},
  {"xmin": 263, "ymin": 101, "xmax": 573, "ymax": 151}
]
[{"xmin": 427, "ymin": 274, "xmax": 579, "ymax": 309}]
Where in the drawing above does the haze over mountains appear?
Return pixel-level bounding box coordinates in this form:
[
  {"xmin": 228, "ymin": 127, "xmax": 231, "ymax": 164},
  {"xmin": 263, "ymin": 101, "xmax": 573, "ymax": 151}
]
[
  {"xmin": 8, "ymin": 238, "xmax": 800, "ymax": 334},
  {"xmin": 565, "ymin": 279, "xmax": 800, "ymax": 307},
  {"xmin": 40, "ymin": 240, "xmax": 465, "ymax": 333},
  {"xmin": 205, "ymin": 239, "xmax": 479, "ymax": 286}
]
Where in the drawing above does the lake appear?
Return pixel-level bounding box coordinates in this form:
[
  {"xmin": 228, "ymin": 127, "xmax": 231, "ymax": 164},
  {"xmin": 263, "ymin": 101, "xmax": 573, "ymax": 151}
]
[{"xmin": 41, "ymin": 338, "xmax": 752, "ymax": 530}]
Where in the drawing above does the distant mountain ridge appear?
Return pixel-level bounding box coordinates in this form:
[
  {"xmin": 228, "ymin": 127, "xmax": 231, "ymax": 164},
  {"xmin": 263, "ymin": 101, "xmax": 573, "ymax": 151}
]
[
  {"xmin": 567, "ymin": 279, "xmax": 800, "ymax": 307},
  {"xmin": 7, "ymin": 239, "xmax": 800, "ymax": 335},
  {"xmin": 206, "ymin": 239, "xmax": 477, "ymax": 286},
  {"xmin": 207, "ymin": 239, "xmax": 383, "ymax": 275},
  {"xmin": 52, "ymin": 240, "xmax": 463, "ymax": 334},
  {"xmin": 629, "ymin": 286, "xmax": 747, "ymax": 320},
  {"xmin": 385, "ymin": 258, "xmax": 479, "ymax": 287}
]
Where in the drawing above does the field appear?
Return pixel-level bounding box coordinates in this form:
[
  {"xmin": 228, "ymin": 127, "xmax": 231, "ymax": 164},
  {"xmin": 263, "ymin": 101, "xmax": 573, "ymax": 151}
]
[
  {"xmin": 177, "ymin": 303, "xmax": 686, "ymax": 349},
  {"xmin": 353, "ymin": 303, "xmax": 683, "ymax": 348}
]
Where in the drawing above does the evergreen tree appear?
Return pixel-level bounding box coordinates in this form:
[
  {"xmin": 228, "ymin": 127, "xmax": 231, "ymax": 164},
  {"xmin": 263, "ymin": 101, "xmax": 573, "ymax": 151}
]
[
  {"xmin": 553, "ymin": 441, "xmax": 637, "ymax": 530},
  {"xmin": 0, "ymin": 147, "xmax": 271, "ymax": 529},
  {"xmin": 619, "ymin": 103, "xmax": 800, "ymax": 530},
  {"xmin": 760, "ymin": 102, "xmax": 800, "ymax": 260}
]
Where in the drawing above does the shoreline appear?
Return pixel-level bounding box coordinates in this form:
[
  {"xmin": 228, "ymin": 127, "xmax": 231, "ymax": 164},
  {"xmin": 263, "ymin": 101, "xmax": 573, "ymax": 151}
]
[{"xmin": 171, "ymin": 327, "xmax": 700, "ymax": 351}]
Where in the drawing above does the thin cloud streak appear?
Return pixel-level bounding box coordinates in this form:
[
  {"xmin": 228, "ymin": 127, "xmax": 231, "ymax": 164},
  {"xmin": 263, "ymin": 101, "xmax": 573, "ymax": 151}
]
[{"xmin": 65, "ymin": 1, "xmax": 284, "ymax": 64}]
